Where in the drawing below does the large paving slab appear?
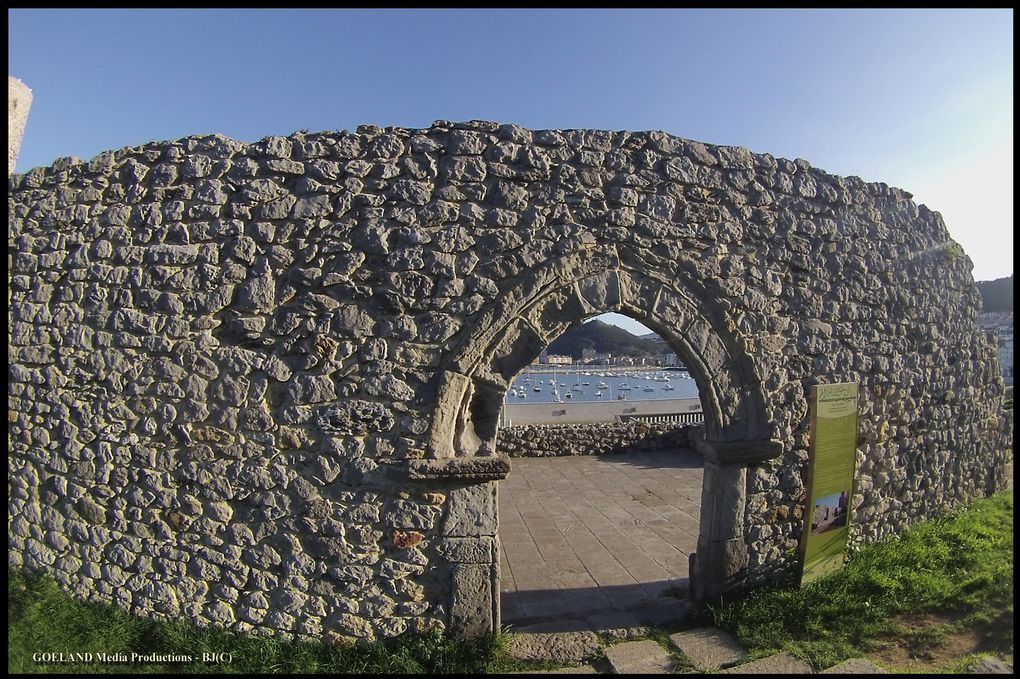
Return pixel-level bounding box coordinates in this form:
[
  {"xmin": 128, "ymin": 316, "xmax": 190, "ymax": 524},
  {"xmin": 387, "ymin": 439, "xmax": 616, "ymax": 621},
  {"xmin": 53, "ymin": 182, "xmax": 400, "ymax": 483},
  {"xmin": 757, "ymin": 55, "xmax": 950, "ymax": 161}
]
[
  {"xmin": 506, "ymin": 631, "xmax": 603, "ymax": 663},
  {"xmin": 528, "ymin": 666, "xmax": 599, "ymax": 674},
  {"xmin": 604, "ymin": 639, "xmax": 674, "ymax": 674},
  {"xmin": 821, "ymin": 657, "xmax": 889, "ymax": 673},
  {"xmin": 669, "ymin": 627, "xmax": 747, "ymax": 670},
  {"xmin": 721, "ymin": 651, "xmax": 814, "ymax": 673},
  {"xmin": 500, "ymin": 449, "xmax": 703, "ymax": 628}
]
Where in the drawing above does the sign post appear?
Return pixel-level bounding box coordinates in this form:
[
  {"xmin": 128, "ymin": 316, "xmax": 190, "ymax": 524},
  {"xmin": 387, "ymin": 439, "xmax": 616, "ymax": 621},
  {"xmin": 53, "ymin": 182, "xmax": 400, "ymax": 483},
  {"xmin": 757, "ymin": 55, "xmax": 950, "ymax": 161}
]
[{"xmin": 800, "ymin": 382, "xmax": 860, "ymax": 586}]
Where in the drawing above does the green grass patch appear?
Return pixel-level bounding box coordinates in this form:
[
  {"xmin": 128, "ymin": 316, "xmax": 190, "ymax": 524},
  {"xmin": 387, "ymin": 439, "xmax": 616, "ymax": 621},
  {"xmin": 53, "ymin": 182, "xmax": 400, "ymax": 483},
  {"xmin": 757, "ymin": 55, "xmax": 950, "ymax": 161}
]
[
  {"xmin": 708, "ymin": 491, "xmax": 1013, "ymax": 670},
  {"xmin": 9, "ymin": 492, "xmax": 1013, "ymax": 673},
  {"xmin": 8, "ymin": 570, "xmax": 525, "ymax": 674}
]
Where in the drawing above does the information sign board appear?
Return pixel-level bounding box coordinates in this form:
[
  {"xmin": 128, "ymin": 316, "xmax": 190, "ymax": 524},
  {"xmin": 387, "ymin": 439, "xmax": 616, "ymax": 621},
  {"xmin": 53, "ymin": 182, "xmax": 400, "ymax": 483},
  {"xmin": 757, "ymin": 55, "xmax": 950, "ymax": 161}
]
[{"xmin": 800, "ymin": 382, "xmax": 859, "ymax": 586}]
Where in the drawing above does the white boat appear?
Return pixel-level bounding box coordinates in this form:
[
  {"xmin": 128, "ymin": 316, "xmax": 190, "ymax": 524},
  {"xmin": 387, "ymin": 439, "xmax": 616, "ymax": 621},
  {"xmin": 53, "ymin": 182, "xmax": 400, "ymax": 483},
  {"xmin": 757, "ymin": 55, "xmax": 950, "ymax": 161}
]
[
  {"xmin": 663, "ymin": 385, "xmax": 675, "ymax": 391},
  {"xmin": 533, "ymin": 386, "xmax": 541, "ymax": 392},
  {"xmin": 596, "ymin": 391, "xmax": 603, "ymax": 397},
  {"xmin": 571, "ymin": 385, "xmax": 583, "ymax": 392},
  {"xmin": 618, "ymin": 384, "xmax": 631, "ymax": 391},
  {"xmin": 597, "ymin": 382, "xmax": 609, "ymax": 389}
]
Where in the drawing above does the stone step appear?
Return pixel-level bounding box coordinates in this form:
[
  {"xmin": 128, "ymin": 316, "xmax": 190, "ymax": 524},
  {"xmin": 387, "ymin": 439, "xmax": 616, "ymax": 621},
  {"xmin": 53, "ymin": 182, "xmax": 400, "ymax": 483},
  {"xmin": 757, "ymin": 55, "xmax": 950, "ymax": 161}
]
[
  {"xmin": 506, "ymin": 630, "xmax": 603, "ymax": 664},
  {"xmin": 820, "ymin": 657, "xmax": 889, "ymax": 673},
  {"xmin": 720, "ymin": 651, "xmax": 814, "ymax": 673},
  {"xmin": 528, "ymin": 665, "xmax": 599, "ymax": 674},
  {"xmin": 604, "ymin": 639, "xmax": 674, "ymax": 674},
  {"xmin": 669, "ymin": 626, "xmax": 747, "ymax": 671}
]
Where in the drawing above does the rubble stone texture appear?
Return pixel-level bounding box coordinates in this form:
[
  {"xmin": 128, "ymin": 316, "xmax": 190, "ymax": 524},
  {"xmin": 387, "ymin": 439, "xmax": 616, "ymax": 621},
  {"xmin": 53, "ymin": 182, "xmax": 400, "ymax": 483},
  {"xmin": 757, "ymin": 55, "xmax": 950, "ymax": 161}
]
[
  {"xmin": 7, "ymin": 120, "xmax": 1013, "ymax": 641},
  {"xmin": 496, "ymin": 421, "xmax": 694, "ymax": 457}
]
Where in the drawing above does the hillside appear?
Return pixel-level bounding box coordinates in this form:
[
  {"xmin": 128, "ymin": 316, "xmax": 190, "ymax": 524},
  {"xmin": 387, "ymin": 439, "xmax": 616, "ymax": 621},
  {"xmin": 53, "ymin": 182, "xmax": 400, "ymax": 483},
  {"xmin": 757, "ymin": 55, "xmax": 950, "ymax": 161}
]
[
  {"xmin": 550, "ymin": 278, "xmax": 1014, "ymax": 357},
  {"xmin": 548, "ymin": 319, "xmax": 661, "ymax": 359},
  {"xmin": 976, "ymin": 275, "xmax": 1013, "ymax": 312}
]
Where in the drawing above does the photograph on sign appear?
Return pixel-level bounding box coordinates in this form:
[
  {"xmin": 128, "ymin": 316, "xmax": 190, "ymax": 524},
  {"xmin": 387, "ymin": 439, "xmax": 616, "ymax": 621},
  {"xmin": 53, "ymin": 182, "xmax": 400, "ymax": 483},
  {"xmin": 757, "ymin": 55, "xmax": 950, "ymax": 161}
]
[{"xmin": 811, "ymin": 490, "xmax": 850, "ymax": 535}]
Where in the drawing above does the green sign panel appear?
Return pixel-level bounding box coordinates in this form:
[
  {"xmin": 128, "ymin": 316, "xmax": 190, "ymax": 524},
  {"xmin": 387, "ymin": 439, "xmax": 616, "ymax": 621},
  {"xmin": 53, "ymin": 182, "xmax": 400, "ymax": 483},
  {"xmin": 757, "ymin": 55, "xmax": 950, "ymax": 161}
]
[{"xmin": 800, "ymin": 382, "xmax": 859, "ymax": 586}]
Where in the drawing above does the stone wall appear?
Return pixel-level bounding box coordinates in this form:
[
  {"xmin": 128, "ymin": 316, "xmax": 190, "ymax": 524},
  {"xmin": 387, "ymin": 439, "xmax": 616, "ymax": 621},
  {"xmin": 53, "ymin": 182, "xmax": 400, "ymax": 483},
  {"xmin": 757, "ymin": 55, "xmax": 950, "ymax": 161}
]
[
  {"xmin": 8, "ymin": 120, "xmax": 1012, "ymax": 641},
  {"xmin": 496, "ymin": 422, "xmax": 695, "ymax": 457},
  {"xmin": 8, "ymin": 76, "xmax": 32, "ymax": 175}
]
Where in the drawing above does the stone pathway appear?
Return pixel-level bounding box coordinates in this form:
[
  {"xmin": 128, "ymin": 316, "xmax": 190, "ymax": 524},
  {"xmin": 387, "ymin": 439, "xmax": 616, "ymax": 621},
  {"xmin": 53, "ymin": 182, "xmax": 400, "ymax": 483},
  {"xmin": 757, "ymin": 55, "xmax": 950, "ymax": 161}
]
[
  {"xmin": 499, "ymin": 451, "xmax": 1012, "ymax": 675},
  {"xmin": 509, "ymin": 625, "xmax": 901, "ymax": 674},
  {"xmin": 500, "ymin": 449, "xmax": 703, "ymax": 629},
  {"xmin": 510, "ymin": 623, "xmax": 1011, "ymax": 672}
]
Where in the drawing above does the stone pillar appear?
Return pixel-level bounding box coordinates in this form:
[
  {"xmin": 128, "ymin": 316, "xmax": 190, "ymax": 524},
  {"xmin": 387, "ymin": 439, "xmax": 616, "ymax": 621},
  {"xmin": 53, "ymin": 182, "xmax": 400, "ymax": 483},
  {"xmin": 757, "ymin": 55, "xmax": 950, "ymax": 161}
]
[
  {"xmin": 441, "ymin": 481, "xmax": 500, "ymax": 638},
  {"xmin": 688, "ymin": 435, "xmax": 783, "ymax": 602},
  {"xmin": 407, "ymin": 457, "xmax": 510, "ymax": 638},
  {"xmin": 689, "ymin": 461, "xmax": 748, "ymax": 601},
  {"xmin": 9, "ymin": 76, "xmax": 32, "ymax": 175}
]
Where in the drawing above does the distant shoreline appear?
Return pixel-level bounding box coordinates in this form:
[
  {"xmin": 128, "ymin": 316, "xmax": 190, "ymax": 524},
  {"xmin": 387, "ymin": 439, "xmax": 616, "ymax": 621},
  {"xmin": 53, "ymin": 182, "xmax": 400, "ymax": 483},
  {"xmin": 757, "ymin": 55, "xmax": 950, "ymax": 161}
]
[{"xmin": 521, "ymin": 365, "xmax": 688, "ymax": 374}]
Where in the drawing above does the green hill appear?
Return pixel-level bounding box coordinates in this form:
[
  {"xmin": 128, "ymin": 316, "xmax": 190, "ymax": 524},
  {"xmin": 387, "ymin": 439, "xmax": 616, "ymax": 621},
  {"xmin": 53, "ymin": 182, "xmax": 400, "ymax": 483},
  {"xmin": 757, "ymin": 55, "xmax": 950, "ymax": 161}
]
[
  {"xmin": 548, "ymin": 319, "xmax": 661, "ymax": 359},
  {"xmin": 976, "ymin": 275, "xmax": 1013, "ymax": 312}
]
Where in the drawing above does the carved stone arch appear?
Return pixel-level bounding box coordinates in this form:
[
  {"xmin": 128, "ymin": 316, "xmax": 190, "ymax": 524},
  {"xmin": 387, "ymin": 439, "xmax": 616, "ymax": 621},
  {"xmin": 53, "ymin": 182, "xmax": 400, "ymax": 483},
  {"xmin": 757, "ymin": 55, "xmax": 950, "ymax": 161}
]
[
  {"xmin": 427, "ymin": 252, "xmax": 770, "ymax": 460},
  {"xmin": 426, "ymin": 250, "xmax": 783, "ymax": 607}
]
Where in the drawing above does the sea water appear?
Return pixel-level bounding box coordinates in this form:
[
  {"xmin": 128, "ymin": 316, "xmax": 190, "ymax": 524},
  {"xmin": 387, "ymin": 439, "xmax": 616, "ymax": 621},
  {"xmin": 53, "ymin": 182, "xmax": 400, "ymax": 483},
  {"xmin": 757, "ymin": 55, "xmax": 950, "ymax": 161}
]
[{"xmin": 504, "ymin": 368, "xmax": 699, "ymax": 404}]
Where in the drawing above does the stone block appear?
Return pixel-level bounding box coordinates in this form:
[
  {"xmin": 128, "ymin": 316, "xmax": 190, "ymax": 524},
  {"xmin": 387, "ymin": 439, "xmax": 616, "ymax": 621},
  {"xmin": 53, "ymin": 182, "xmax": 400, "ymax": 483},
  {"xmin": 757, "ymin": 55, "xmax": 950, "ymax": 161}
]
[
  {"xmin": 576, "ymin": 270, "xmax": 621, "ymax": 313},
  {"xmin": 449, "ymin": 563, "xmax": 496, "ymax": 638},
  {"xmin": 441, "ymin": 482, "xmax": 497, "ymax": 537},
  {"xmin": 604, "ymin": 639, "xmax": 673, "ymax": 674},
  {"xmin": 506, "ymin": 631, "xmax": 602, "ymax": 663},
  {"xmin": 435, "ymin": 536, "xmax": 495, "ymax": 564},
  {"xmin": 721, "ymin": 651, "xmax": 812, "ymax": 673},
  {"xmin": 821, "ymin": 657, "xmax": 889, "ymax": 673},
  {"xmin": 669, "ymin": 627, "xmax": 746, "ymax": 671}
]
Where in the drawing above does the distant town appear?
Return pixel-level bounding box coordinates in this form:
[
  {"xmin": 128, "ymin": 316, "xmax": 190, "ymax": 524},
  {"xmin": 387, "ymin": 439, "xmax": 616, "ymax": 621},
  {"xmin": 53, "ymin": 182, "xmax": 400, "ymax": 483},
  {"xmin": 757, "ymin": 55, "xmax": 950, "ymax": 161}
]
[
  {"xmin": 979, "ymin": 311, "xmax": 1013, "ymax": 384},
  {"xmin": 537, "ymin": 318, "xmax": 682, "ymax": 367},
  {"xmin": 533, "ymin": 349, "xmax": 683, "ymax": 368},
  {"xmin": 976, "ymin": 275, "xmax": 1013, "ymax": 384}
]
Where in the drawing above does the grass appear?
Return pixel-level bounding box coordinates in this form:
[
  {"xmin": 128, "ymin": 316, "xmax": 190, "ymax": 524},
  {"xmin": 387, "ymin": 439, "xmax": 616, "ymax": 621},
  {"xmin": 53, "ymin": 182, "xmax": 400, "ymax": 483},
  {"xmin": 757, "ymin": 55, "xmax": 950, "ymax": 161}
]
[
  {"xmin": 8, "ymin": 571, "xmax": 521, "ymax": 674},
  {"xmin": 9, "ymin": 491, "xmax": 1013, "ymax": 673},
  {"xmin": 705, "ymin": 491, "xmax": 1013, "ymax": 670}
]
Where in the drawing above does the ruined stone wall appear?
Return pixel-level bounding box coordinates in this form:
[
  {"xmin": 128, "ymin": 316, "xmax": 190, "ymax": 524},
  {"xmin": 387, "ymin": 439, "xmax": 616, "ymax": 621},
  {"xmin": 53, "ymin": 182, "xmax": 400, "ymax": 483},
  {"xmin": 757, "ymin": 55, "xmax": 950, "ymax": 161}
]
[
  {"xmin": 496, "ymin": 422, "xmax": 694, "ymax": 458},
  {"xmin": 8, "ymin": 76, "xmax": 32, "ymax": 175},
  {"xmin": 8, "ymin": 120, "xmax": 1012, "ymax": 640}
]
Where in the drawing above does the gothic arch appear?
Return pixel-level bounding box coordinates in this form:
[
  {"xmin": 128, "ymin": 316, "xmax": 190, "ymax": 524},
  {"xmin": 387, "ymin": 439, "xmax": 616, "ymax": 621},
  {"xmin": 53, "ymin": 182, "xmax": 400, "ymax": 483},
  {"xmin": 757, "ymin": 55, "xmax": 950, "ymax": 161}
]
[{"xmin": 425, "ymin": 245, "xmax": 783, "ymax": 612}]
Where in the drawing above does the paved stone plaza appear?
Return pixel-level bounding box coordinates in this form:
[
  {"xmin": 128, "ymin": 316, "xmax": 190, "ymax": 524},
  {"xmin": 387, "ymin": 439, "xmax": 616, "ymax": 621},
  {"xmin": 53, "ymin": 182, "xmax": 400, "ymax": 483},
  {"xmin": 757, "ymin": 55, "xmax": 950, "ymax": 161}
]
[{"xmin": 499, "ymin": 449, "xmax": 703, "ymax": 628}]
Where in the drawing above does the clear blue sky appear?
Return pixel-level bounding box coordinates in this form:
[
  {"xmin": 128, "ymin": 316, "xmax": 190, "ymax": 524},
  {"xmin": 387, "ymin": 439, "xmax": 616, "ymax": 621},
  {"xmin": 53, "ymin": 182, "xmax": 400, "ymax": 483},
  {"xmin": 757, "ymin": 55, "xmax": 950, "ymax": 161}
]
[{"xmin": 9, "ymin": 9, "xmax": 1013, "ymax": 335}]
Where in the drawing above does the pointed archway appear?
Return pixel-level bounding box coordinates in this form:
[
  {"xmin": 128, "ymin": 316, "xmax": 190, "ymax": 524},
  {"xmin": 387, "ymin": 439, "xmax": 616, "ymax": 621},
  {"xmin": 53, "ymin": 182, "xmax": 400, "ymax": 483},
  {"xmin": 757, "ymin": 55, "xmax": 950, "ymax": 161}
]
[{"xmin": 422, "ymin": 243, "xmax": 783, "ymax": 635}]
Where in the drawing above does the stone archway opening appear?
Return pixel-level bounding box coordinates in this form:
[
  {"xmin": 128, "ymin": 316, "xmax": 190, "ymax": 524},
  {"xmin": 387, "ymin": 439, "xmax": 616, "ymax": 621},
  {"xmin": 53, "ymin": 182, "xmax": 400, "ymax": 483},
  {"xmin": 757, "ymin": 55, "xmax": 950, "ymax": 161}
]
[
  {"xmin": 495, "ymin": 312, "xmax": 709, "ymax": 629},
  {"xmin": 426, "ymin": 250, "xmax": 782, "ymax": 635}
]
